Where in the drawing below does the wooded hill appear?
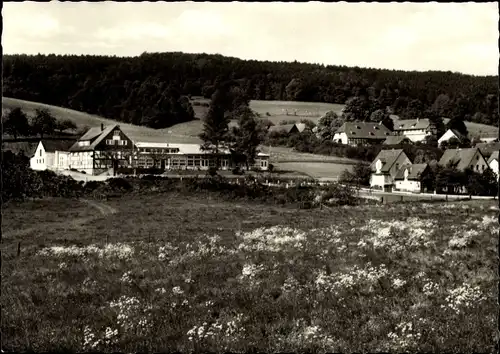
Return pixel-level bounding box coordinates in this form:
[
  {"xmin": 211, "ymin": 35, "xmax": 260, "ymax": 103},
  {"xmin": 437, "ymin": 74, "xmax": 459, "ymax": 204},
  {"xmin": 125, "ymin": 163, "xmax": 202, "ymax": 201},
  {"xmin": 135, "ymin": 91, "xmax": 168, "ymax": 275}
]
[{"xmin": 3, "ymin": 52, "xmax": 498, "ymax": 129}]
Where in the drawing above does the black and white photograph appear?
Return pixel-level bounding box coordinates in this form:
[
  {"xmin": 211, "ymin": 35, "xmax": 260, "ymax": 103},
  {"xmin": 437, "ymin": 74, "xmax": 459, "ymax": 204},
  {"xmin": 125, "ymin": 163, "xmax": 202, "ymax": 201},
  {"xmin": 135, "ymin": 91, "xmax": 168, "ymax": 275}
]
[{"xmin": 1, "ymin": 1, "xmax": 499, "ymax": 352}]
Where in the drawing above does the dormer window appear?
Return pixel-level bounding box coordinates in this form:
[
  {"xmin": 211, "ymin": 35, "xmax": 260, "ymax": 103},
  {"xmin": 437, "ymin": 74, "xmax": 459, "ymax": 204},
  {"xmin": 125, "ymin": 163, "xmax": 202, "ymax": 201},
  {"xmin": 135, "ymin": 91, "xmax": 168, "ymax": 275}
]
[
  {"xmin": 399, "ymin": 125, "xmax": 404, "ymax": 128},
  {"xmin": 351, "ymin": 131, "xmax": 356, "ymax": 135},
  {"xmin": 374, "ymin": 126, "xmax": 379, "ymax": 130},
  {"xmin": 411, "ymin": 124, "xmax": 416, "ymax": 128},
  {"xmin": 369, "ymin": 132, "xmax": 374, "ymax": 136},
  {"xmin": 356, "ymin": 126, "xmax": 361, "ymax": 129}
]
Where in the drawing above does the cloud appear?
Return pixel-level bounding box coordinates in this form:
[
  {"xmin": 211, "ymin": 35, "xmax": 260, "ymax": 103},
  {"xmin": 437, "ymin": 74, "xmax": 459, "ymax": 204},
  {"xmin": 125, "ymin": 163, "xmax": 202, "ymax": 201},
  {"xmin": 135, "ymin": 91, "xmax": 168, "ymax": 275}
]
[{"xmin": 2, "ymin": 2, "xmax": 497, "ymax": 75}]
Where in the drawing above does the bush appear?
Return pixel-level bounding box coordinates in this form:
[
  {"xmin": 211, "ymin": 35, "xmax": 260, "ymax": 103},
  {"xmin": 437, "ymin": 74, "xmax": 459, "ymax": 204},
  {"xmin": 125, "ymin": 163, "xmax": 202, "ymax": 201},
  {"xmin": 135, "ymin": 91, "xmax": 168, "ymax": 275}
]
[
  {"xmin": 207, "ymin": 167, "xmax": 218, "ymax": 177},
  {"xmin": 232, "ymin": 167, "xmax": 244, "ymax": 175},
  {"xmin": 107, "ymin": 177, "xmax": 133, "ymax": 191}
]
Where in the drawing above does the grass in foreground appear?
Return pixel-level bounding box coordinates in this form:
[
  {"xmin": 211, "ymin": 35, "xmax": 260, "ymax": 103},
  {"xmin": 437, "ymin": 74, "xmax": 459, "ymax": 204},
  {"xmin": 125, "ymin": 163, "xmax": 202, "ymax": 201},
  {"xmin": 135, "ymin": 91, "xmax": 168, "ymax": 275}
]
[{"xmin": 1, "ymin": 194, "xmax": 498, "ymax": 352}]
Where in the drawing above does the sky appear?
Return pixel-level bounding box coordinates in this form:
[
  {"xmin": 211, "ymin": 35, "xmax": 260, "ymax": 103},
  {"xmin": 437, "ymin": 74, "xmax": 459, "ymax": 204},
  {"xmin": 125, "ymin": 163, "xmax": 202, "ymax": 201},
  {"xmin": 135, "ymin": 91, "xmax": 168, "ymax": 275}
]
[{"xmin": 3, "ymin": 2, "xmax": 498, "ymax": 76}]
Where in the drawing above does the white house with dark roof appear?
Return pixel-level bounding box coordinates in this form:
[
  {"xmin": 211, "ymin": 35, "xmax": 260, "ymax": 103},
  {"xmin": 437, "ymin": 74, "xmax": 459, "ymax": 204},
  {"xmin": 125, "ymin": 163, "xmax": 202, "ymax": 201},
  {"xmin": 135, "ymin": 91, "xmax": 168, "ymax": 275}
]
[
  {"xmin": 393, "ymin": 118, "xmax": 433, "ymax": 142},
  {"xmin": 370, "ymin": 149, "xmax": 412, "ymax": 191},
  {"xmin": 438, "ymin": 148, "xmax": 488, "ymax": 173},
  {"xmin": 29, "ymin": 139, "xmax": 77, "ymax": 171},
  {"xmin": 68, "ymin": 124, "xmax": 135, "ymax": 175},
  {"xmin": 438, "ymin": 129, "xmax": 467, "ymax": 147},
  {"xmin": 333, "ymin": 122, "xmax": 392, "ymax": 146},
  {"xmin": 393, "ymin": 163, "xmax": 430, "ymax": 193},
  {"xmin": 487, "ymin": 151, "xmax": 498, "ymax": 179}
]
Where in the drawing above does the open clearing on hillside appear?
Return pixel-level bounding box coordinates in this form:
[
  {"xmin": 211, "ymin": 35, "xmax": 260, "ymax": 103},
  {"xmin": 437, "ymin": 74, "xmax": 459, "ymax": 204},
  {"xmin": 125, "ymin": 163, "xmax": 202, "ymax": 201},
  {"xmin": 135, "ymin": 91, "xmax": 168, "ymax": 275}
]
[
  {"xmin": 2, "ymin": 195, "xmax": 497, "ymax": 352},
  {"xmin": 274, "ymin": 162, "xmax": 353, "ymax": 179}
]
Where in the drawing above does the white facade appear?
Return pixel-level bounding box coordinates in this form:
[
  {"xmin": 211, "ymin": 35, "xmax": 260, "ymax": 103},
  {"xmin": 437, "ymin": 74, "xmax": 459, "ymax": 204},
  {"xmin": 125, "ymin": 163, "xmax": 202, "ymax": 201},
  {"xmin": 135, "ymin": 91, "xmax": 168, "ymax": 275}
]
[
  {"xmin": 467, "ymin": 150, "xmax": 489, "ymax": 173},
  {"xmin": 55, "ymin": 151, "xmax": 70, "ymax": 170},
  {"xmin": 489, "ymin": 158, "xmax": 498, "ymax": 179},
  {"xmin": 332, "ymin": 132, "xmax": 348, "ymax": 145},
  {"xmin": 399, "ymin": 129, "xmax": 431, "ymax": 142},
  {"xmin": 69, "ymin": 151, "xmax": 95, "ymax": 175},
  {"xmin": 30, "ymin": 142, "xmax": 53, "ymax": 171},
  {"xmin": 438, "ymin": 129, "xmax": 461, "ymax": 146},
  {"xmin": 394, "ymin": 169, "xmax": 422, "ymax": 193}
]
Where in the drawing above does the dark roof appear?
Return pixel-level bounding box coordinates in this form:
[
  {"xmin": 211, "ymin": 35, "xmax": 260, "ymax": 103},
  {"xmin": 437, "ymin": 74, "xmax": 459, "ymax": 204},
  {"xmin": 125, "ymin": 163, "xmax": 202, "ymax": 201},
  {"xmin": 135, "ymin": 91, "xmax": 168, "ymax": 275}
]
[
  {"xmin": 268, "ymin": 124, "xmax": 297, "ymax": 134},
  {"xmin": 68, "ymin": 124, "xmax": 120, "ymax": 152},
  {"xmin": 449, "ymin": 129, "xmax": 467, "ymax": 141},
  {"xmin": 438, "ymin": 148, "xmax": 484, "ymax": 170},
  {"xmin": 393, "ymin": 119, "xmax": 431, "ymax": 131},
  {"xmin": 336, "ymin": 122, "xmax": 391, "ymax": 139},
  {"xmin": 371, "ymin": 149, "xmax": 407, "ymax": 173},
  {"xmin": 488, "ymin": 151, "xmax": 498, "ymax": 164},
  {"xmin": 41, "ymin": 140, "xmax": 77, "ymax": 153},
  {"xmin": 475, "ymin": 142, "xmax": 500, "ymax": 158},
  {"xmin": 394, "ymin": 163, "xmax": 429, "ymax": 180},
  {"xmin": 383, "ymin": 135, "xmax": 412, "ymax": 145},
  {"xmin": 2, "ymin": 141, "xmax": 39, "ymax": 157}
]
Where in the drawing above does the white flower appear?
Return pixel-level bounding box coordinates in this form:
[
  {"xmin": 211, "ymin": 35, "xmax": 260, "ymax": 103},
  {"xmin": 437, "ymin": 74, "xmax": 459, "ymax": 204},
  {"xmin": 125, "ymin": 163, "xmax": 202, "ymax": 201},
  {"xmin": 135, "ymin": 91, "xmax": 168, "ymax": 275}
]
[{"xmin": 172, "ymin": 286, "xmax": 184, "ymax": 295}]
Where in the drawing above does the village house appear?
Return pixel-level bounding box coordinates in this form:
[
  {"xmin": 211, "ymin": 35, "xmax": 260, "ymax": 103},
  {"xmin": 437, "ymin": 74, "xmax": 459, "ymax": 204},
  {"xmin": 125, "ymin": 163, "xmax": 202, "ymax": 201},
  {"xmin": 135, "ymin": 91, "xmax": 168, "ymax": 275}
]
[
  {"xmin": 437, "ymin": 129, "xmax": 468, "ymax": 147},
  {"xmin": 29, "ymin": 140, "xmax": 77, "ymax": 171},
  {"xmin": 333, "ymin": 122, "xmax": 392, "ymax": 146},
  {"xmin": 382, "ymin": 135, "xmax": 413, "ymax": 146},
  {"xmin": 134, "ymin": 142, "xmax": 270, "ymax": 171},
  {"xmin": 267, "ymin": 124, "xmax": 300, "ymax": 135},
  {"xmin": 438, "ymin": 148, "xmax": 489, "ymax": 173},
  {"xmin": 393, "ymin": 163, "xmax": 430, "ymax": 193},
  {"xmin": 475, "ymin": 142, "xmax": 500, "ymax": 160},
  {"xmin": 68, "ymin": 124, "xmax": 135, "ymax": 175},
  {"xmin": 487, "ymin": 151, "xmax": 498, "ymax": 179},
  {"xmin": 392, "ymin": 118, "xmax": 433, "ymax": 142},
  {"xmin": 370, "ymin": 149, "xmax": 412, "ymax": 192}
]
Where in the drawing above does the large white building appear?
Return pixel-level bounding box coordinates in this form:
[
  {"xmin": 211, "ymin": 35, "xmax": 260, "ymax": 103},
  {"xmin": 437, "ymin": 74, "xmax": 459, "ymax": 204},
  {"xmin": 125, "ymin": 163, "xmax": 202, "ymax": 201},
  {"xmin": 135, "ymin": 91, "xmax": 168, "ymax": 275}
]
[
  {"xmin": 29, "ymin": 140, "xmax": 76, "ymax": 171},
  {"xmin": 134, "ymin": 142, "xmax": 270, "ymax": 171},
  {"xmin": 392, "ymin": 118, "xmax": 433, "ymax": 142}
]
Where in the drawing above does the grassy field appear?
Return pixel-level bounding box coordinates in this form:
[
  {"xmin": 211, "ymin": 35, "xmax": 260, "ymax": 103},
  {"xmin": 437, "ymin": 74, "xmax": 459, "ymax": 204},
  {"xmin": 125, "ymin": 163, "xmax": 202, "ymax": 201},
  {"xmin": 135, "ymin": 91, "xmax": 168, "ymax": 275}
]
[
  {"xmin": 273, "ymin": 162, "xmax": 353, "ymax": 180},
  {"xmin": 2, "ymin": 194, "xmax": 497, "ymax": 352}
]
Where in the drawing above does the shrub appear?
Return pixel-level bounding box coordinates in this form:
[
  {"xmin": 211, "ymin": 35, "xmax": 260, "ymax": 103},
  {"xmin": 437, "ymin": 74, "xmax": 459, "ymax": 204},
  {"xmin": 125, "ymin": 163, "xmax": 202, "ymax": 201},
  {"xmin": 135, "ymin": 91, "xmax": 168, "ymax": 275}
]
[
  {"xmin": 108, "ymin": 178, "xmax": 133, "ymax": 192},
  {"xmin": 232, "ymin": 167, "xmax": 244, "ymax": 175}
]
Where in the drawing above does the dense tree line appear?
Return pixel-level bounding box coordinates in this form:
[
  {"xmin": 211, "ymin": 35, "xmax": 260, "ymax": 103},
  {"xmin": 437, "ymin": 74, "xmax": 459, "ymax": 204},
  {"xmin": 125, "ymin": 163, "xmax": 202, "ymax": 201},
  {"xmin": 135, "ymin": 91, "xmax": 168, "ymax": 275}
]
[
  {"xmin": 2, "ymin": 107, "xmax": 77, "ymax": 139},
  {"xmin": 3, "ymin": 53, "xmax": 498, "ymax": 130}
]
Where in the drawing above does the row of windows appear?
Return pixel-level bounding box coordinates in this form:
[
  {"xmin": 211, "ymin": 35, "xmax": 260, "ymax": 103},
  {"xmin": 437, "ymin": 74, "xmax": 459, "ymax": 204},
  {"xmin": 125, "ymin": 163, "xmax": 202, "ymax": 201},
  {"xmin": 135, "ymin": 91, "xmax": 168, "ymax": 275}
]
[
  {"xmin": 35, "ymin": 159, "xmax": 45, "ymax": 164},
  {"xmin": 139, "ymin": 148, "xmax": 180, "ymax": 154},
  {"xmin": 106, "ymin": 140, "xmax": 128, "ymax": 146}
]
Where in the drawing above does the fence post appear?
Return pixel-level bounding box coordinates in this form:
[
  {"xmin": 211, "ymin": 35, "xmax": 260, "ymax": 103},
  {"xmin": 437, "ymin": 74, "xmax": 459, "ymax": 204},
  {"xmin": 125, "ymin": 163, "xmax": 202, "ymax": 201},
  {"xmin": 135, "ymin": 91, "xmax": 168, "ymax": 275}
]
[{"xmin": 17, "ymin": 242, "xmax": 21, "ymax": 257}]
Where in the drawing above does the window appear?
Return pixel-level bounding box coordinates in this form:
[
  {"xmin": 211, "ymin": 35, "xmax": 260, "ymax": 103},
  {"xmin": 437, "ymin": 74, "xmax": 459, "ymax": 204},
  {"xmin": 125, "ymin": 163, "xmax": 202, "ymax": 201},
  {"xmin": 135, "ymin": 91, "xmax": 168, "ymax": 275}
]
[
  {"xmin": 118, "ymin": 140, "xmax": 128, "ymax": 146},
  {"xmin": 476, "ymin": 165, "xmax": 479, "ymax": 171},
  {"xmin": 113, "ymin": 130, "xmax": 120, "ymax": 137},
  {"xmin": 106, "ymin": 140, "xmax": 115, "ymax": 145},
  {"xmin": 40, "ymin": 149, "xmax": 42, "ymax": 157}
]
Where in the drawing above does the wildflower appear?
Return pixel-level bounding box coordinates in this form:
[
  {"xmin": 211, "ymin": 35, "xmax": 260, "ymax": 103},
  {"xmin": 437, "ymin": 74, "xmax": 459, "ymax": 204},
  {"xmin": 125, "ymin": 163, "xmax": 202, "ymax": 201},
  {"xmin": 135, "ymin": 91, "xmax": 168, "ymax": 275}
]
[
  {"xmin": 172, "ymin": 286, "xmax": 184, "ymax": 295},
  {"xmin": 392, "ymin": 278, "xmax": 406, "ymax": 289},
  {"xmin": 120, "ymin": 271, "xmax": 133, "ymax": 284},
  {"xmin": 442, "ymin": 284, "xmax": 486, "ymax": 314}
]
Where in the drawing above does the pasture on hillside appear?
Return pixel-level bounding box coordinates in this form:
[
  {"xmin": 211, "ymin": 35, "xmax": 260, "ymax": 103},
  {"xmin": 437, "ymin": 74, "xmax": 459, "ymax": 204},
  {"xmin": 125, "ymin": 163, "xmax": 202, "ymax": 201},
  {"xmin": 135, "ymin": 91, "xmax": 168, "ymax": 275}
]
[{"xmin": 2, "ymin": 194, "xmax": 497, "ymax": 352}]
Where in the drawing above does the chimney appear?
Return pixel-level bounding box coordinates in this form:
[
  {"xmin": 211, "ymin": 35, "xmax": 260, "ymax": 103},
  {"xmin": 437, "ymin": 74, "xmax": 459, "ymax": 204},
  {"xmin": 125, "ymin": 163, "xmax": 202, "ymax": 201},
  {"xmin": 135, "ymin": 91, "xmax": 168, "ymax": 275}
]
[
  {"xmin": 416, "ymin": 118, "xmax": 420, "ymax": 123},
  {"xmin": 101, "ymin": 123, "xmax": 104, "ymax": 131}
]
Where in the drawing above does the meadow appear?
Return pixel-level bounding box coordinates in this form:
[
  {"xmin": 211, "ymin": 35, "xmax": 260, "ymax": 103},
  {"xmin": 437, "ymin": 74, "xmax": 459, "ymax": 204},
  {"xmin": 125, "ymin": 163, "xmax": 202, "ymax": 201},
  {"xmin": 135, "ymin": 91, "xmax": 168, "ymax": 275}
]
[{"xmin": 2, "ymin": 194, "xmax": 498, "ymax": 352}]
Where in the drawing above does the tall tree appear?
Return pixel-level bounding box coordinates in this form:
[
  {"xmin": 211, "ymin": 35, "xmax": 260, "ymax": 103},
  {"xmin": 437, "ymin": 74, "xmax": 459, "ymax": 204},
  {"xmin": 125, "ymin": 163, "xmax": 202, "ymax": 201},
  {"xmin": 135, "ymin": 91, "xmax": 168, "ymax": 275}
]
[
  {"xmin": 3, "ymin": 107, "xmax": 30, "ymax": 139},
  {"xmin": 317, "ymin": 111, "xmax": 343, "ymax": 141},
  {"xmin": 199, "ymin": 84, "xmax": 232, "ymax": 170},
  {"xmin": 230, "ymin": 106, "xmax": 265, "ymax": 170},
  {"xmin": 31, "ymin": 109, "xmax": 57, "ymax": 138}
]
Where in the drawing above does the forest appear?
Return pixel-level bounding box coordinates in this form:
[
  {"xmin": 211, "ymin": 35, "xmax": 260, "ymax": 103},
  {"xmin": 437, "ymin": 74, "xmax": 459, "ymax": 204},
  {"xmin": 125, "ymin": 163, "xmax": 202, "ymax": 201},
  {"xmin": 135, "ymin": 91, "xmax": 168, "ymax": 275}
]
[{"xmin": 3, "ymin": 52, "xmax": 498, "ymax": 129}]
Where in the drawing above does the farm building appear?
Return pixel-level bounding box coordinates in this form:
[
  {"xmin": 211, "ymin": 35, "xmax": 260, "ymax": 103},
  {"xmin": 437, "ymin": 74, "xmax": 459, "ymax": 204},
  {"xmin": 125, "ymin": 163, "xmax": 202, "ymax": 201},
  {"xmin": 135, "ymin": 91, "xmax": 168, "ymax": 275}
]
[
  {"xmin": 383, "ymin": 135, "xmax": 413, "ymax": 146},
  {"xmin": 437, "ymin": 129, "xmax": 468, "ymax": 147},
  {"xmin": 268, "ymin": 124, "xmax": 300, "ymax": 135},
  {"xmin": 370, "ymin": 149, "xmax": 412, "ymax": 192},
  {"xmin": 333, "ymin": 122, "xmax": 391, "ymax": 146},
  {"xmin": 29, "ymin": 140, "xmax": 77, "ymax": 171},
  {"xmin": 68, "ymin": 124, "xmax": 135, "ymax": 175},
  {"xmin": 393, "ymin": 163, "xmax": 430, "ymax": 193},
  {"xmin": 438, "ymin": 148, "xmax": 488, "ymax": 173},
  {"xmin": 392, "ymin": 118, "xmax": 433, "ymax": 142},
  {"xmin": 487, "ymin": 151, "xmax": 498, "ymax": 179},
  {"xmin": 134, "ymin": 142, "xmax": 270, "ymax": 171}
]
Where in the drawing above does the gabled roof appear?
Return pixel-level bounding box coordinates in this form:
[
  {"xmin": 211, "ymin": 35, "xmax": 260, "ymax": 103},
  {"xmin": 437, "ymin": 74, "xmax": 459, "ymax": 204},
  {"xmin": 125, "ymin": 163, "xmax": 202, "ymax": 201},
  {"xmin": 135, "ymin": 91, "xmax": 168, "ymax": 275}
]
[
  {"xmin": 336, "ymin": 122, "xmax": 391, "ymax": 139},
  {"xmin": 371, "ymin": 149, "xmax": 407, "ymax": 173},
  {"xmin": 68, "ymin": 124, "xmax": 120, "ymax": 152},
  {"xmin": 488, "ymin": 151, "xmax": 498, "ymax": 164},
  {"xmin": 393, "ymin": 119, "xmax": 431, "ymax": 131},
  {"xmin": 448, "ymin": 129, "xmax": 467, "ymax": 141},
  {"xmin": 41, "ymin": 140, "xmax": 77, "ymax": 153},
  {"xmin": 394, "ymin": 163, "xmax": 429, "ymax": 180},
  {"xmin": 475, "ymin": 142, "xmax": 500, "ymax": 158},
  {"xmin": 438, "ymin": 148, "xmax": 484, "ymax": 170},
  {"xmin": 268, "ymin": 124, "xmax": 297, "ymax": 134},
  {"xmin": 295, "ymin": 123, "xmax": 307, "ymax": 133},
  {"xmin": 383, "ymin": 135, "xmax": 412, "ymax": 145}
]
